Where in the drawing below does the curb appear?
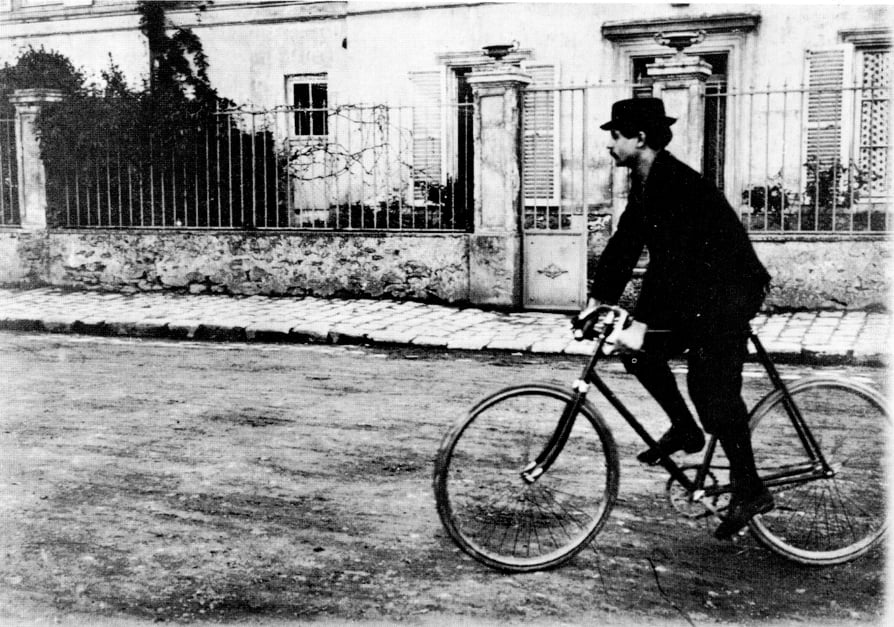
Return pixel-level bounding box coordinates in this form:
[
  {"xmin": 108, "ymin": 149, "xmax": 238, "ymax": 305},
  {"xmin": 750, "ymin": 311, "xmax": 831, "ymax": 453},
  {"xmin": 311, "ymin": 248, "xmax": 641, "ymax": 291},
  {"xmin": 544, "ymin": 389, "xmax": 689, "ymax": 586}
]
[{"xmin": 0, "ymin": 316, "xmax": 885, "ymax": 367}]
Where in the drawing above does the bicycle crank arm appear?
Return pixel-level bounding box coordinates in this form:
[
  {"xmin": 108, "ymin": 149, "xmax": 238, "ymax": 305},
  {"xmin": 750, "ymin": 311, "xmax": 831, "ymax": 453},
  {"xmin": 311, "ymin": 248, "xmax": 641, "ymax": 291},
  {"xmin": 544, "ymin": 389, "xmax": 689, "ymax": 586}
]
[
  {"xmin": 695, "ymin": 496, "xmax": 762, "ymax": 536},
  {"xmin": 693, "ymin": 492, "xmax": 727, "ymax": 520}
]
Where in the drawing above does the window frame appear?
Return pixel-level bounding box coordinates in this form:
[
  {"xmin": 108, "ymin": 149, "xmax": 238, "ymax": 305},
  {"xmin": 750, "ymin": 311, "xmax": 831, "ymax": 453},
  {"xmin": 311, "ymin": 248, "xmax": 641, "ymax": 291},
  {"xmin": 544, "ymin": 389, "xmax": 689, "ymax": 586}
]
[
  {"xmin": 285, "ymin": 73, "xmax": 329, "ymax": 139},
  {"xmin": 840, "ymin": 29, "xmax": 892, "ymax": 208},
  {"xmin": 853, "ymin": 43, "xmax": 891, "ymax": 206},
  {"xmin": 803, "ymin": 41, "xmax": 891, "ymax": 212},
  {"xmin": 520, "ymin": 63, "xmax": 560, "ymax": 206},
  {"xmin": 603, "ymin": 16, "xmax": 756, "ymax": 217},
  {"xmin": 630, "ymin": 52, "xmax": 729, "ymax": 190},
  {"xmin": 607, "ymin": 35, "xmax": 744, "ymax": 227}
]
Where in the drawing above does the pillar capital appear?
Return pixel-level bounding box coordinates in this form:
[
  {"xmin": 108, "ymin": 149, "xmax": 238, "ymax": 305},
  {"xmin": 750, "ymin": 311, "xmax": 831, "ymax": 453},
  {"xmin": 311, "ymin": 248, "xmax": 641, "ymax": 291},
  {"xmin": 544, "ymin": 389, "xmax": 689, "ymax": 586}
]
[
  {"xmin": 9, "ymin": 88, "xmax": 65, "ymax": 108},
  {"xmin": 646, "ymin": 56, "xmax": 713, "ymax": 85},
  {"xmin": 467, "ymin": 66, "xmax": 532, "ymax": 96}
]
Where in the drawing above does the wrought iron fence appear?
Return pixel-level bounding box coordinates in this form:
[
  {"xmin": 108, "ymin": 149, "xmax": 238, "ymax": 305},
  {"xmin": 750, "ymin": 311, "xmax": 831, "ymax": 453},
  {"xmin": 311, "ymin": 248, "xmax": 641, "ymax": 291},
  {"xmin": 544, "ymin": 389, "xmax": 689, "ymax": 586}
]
[
  {"xmin": 715, "ymin": 80, "xmax": 890, "ymax": 234},
  {"xmin": 521, "ymin": 79, "xmax": 890, "ymax": 236},
  {"xmin": 0, "ymin": 116, "xmax": 18, "ymax": 226},
  {"xmin": 50, "ymin": 103, "xmax": 473, "ymax": 231},
  {"xmin": 521, "ymin": 81, "xmax": 630, "ymax": 232}
]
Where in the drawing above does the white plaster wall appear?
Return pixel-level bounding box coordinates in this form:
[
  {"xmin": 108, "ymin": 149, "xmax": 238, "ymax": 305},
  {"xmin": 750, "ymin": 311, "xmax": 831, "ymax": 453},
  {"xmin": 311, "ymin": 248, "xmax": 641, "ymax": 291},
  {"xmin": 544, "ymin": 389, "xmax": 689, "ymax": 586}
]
[
  {"xmin": 197, "ymin": 19, "xmax": 345, "ymax": 107},
  {"xmin": 2, "ymin": 3, "xmax": 888, "ymax": 105},
  {"xmin": 0, "ymin": 18, "xmax": 148, "ymax": 89}
]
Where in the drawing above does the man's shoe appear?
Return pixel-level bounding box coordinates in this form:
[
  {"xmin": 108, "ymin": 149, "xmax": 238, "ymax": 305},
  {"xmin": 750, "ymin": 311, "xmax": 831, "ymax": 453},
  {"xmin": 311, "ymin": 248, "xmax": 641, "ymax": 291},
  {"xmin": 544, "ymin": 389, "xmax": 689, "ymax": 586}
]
[
  {"xmin": 714, "ymin": 489, "xmax": 775, "ymax": 540},
  {"xmin": 637, "ymin": 427, "xmax": 705, "ymax": 465}
]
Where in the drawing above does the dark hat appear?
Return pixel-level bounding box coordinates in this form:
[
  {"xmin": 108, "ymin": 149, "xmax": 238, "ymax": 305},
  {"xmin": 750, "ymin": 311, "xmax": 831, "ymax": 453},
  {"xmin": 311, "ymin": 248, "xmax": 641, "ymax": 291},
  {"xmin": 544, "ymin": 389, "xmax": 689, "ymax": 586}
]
[{"xmin": 600, "ymin": 98, "xmax": 676, "ymax": 131}]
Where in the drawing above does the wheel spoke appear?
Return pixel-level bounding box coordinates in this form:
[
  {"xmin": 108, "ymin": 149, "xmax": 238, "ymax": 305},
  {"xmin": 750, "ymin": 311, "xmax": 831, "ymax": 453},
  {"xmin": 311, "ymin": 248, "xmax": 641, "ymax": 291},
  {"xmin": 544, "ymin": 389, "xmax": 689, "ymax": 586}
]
[
  {"xmin": 749, "ymin": 379, "xmax": 888, "ymax": 564},
  {"xmin": 434, "ymin": 385, "xmax": 618, "ymax": 572}
]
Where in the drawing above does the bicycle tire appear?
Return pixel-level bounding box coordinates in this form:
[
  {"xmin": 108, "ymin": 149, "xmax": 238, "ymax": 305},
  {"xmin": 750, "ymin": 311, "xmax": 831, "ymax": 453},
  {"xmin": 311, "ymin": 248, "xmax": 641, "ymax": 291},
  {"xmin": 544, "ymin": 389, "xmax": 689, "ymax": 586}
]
[
  {"xmin": 433, "ymin": 383, "xmax": 619, "ymax": 573},
  {"xmin": 747, "ymin": 376, "xmax": 890, "ymax": 565}
]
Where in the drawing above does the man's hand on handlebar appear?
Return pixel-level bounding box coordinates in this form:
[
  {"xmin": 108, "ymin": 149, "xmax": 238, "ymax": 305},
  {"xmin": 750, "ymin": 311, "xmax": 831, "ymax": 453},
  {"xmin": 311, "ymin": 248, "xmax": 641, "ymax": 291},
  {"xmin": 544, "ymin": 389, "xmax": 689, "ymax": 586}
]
[
  {"xmin": 572, "ymin": 298, "xmax": 647, "ymax": 353},
  {"xmin": 571, "ymin": 298, "xmax": 607, "ymax": 340}
]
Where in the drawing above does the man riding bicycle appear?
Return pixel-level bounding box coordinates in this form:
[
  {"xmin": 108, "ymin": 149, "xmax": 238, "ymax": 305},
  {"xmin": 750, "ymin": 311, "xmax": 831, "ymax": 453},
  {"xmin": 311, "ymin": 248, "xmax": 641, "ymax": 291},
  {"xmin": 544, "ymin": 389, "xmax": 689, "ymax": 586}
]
[{"xmin": 581, "ymin": 97, "xmax": 774, "ymax": 539}]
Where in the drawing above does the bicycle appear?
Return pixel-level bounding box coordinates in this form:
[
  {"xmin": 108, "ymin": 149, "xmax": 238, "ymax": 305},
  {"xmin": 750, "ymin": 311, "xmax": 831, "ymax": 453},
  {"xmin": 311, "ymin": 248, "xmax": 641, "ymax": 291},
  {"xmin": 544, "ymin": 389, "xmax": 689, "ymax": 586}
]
[{"xmin": 433, "ymin": 305, "xmax": 889, "ymax": 572}]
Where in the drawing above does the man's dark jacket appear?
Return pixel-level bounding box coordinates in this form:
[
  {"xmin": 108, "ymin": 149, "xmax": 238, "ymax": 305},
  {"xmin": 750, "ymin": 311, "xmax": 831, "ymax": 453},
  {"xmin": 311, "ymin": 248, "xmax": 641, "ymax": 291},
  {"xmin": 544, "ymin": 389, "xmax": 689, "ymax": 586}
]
[{"xmin": 591, "ymin": 150, "xmax": 770, "ymax": 337}]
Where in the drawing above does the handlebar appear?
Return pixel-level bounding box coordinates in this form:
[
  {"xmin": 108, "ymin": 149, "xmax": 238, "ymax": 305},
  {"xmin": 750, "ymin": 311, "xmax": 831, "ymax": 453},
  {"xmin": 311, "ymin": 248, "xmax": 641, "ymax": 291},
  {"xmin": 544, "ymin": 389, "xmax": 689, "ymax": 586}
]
[{"xmin": 571, "ymin": 304, "xmax": 629, "ymax": 341}]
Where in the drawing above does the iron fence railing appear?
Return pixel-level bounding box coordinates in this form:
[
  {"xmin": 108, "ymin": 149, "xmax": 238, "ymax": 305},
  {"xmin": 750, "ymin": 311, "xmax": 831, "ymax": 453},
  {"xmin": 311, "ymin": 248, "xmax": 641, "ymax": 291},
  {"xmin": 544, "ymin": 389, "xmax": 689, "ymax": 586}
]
[
  {"xmin": 51, "ymin": 103, "xmax": 474, "ymax": 232},
  {"xmin": 35, "ymin": 81, "xmax": 894, "ymax": 236},
  {"xmin": 521, "ymin": 80, "xmax": 890, "ymax": 236},
  {"xmin": 521, "ymin": 81, "xmax": 631, "ymax": 232},
  {"xmin": 0, "ymin": 116, "xmax": 18, "ymax": 226},
  {"xmin": 712, "ymin": 82, "xmax": 890, "ymax": 234}
]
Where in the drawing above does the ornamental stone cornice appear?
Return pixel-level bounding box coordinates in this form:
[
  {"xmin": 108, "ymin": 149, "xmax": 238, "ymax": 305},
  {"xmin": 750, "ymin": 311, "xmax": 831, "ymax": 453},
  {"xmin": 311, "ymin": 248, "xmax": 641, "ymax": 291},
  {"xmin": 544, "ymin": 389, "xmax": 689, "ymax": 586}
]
[
  {"xmin": 9, "ymin": 88, "xmax": 65, "ymax": 105},
  {"xmin": 839, "ymin": 27, "xmax": 892, "ymax": 48},
  {"xmin": 602, "ymin": 12, "xmax": 761, "ymax": 42},
  {"xmin": 466, "ymin": 67, "xmax": 533, "ymax": 91}
]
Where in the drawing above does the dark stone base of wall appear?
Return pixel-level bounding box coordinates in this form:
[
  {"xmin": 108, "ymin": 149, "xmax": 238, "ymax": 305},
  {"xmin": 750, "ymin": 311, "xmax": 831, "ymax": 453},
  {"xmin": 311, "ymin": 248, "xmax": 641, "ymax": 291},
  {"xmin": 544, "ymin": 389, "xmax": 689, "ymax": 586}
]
[{"xmin": 1, "ymin": 230, "xmax": 471, "ymax": 303}]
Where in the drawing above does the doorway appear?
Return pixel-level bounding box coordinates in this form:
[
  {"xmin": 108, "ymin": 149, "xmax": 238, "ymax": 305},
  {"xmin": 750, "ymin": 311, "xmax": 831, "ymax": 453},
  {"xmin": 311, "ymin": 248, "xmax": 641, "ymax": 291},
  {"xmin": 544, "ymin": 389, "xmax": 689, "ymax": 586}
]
[{"xmin": 633, "ymin": 52, "xmax": 729, "ymax": 185}]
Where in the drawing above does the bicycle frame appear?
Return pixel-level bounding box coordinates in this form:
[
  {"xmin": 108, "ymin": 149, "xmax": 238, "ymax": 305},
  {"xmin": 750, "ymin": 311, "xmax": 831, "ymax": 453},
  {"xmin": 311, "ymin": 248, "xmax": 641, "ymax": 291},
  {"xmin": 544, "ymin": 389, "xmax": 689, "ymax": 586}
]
[{"xmin": 521, "ymin": 325, "xmax": 835, "ymax": 507}]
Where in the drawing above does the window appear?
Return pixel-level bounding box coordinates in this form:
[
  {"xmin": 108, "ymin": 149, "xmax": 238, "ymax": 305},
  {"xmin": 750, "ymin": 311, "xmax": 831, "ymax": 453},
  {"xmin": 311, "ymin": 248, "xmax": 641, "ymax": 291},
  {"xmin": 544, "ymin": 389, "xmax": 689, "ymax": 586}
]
[
  {"xmin": 408, "ymin": 66, "xmax": 476, "ymax": 229},
  {"xmin": 856, "ymin": 48, "xmax": 890, "ymax": 201},
  {"xmin": 804, "ymin": 43, "xmax": 890, "ymax": 203},
  {"xmin": 287, "ymin": 75, "xmax": 328, "ymax": 137},
  {"xmin": 603, "ymin": 14, "xmax": 758, "ymax": 199},
  {"xmin": 408, "ymin": 70, "xmax": 442, "ymax": 186},
  {"xmin": 804, "ymin": 47, "xmax": 852, "ymax": 170},
  {"xmin": 522, "ymin": 64, "xmax": 557, "ymax": 202}
]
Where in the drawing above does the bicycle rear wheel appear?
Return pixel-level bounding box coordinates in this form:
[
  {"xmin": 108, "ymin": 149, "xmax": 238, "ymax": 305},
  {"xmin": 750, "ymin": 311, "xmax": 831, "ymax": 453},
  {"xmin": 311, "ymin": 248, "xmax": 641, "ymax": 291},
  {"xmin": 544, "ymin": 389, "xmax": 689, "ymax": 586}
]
[
  {"xmin": 433, "ymin": 384, "xmax": 619, "ymax": 572},
  {"xmin": 748, "ymin": 376, "xmax": 890, "ymax": 565}
]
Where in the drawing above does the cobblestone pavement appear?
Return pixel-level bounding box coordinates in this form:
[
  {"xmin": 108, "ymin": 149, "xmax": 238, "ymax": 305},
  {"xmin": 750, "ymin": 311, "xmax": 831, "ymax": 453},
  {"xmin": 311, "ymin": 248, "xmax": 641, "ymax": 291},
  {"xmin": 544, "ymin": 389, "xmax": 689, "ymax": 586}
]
[{"xmin": 0, "ymin": 287, "xmax": 889, "ymax": 364}]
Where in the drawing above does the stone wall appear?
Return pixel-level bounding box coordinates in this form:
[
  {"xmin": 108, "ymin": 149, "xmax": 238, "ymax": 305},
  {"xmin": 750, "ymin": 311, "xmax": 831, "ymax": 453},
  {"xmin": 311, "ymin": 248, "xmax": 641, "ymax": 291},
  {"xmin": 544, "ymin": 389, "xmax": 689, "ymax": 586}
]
[
  {"xmin": 0, "ymin": 231, "xmax": 47, "ymax": 285},
  {"xmin": 581, "ymin": 213, "xmax": 889, "ymax": 310},
  {"xmin": 0, "ymin": 228, "xmax": 889, "ymax": 310},
  {"xmin": 585, "ymin": 204, "xmax": 889, "ymax": 309},
  {"xmin": 755, "ymin": 237, "xmax": 890, "ymax": 310},
  {"xmin": 1, "ymin": 230, "xmax": 469, "ymax": 302}
]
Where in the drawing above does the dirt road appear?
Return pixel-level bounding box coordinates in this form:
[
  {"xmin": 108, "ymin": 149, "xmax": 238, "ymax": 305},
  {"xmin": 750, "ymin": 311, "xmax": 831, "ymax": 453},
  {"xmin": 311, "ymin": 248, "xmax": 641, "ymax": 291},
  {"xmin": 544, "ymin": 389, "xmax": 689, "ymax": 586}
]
[{"xmin": 0, "ymin": 332, "xmax": 886, "ymax": 625}]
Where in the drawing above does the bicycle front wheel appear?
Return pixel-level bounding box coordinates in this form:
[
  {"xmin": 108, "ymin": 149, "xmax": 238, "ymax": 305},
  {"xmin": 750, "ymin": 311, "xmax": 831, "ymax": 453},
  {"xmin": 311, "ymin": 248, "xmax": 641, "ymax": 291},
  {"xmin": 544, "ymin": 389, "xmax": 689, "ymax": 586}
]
[
  {"xmin": 433, "ymin": 384, "xmax": 619, "ymax": 572},
  {"xmin": 748, "ymin": 376, "xmax": 890, "ymax": 565}
]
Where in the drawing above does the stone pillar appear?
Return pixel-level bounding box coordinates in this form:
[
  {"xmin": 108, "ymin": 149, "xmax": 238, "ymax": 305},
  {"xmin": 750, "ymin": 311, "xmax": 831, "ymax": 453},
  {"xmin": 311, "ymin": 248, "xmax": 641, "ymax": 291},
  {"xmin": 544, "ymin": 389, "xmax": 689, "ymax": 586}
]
[
  {"xmin": 646, "ymin": 54, "xmax": 712, "ymax": 172},
  {"xmin": 466, "ymin": 65, "xmax": 531, "ymax": 308},
  {"xmin": 10, "ymin": 88, "xmax": 64, "ymax": 230}
]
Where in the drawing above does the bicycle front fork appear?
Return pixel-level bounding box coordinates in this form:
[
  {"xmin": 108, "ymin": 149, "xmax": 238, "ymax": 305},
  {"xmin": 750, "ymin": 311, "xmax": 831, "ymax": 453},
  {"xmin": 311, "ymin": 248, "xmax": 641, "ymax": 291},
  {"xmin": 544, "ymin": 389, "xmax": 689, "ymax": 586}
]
[{"xmin": 520, "ymin": 379, "xmax": 591, "ymax": 484}]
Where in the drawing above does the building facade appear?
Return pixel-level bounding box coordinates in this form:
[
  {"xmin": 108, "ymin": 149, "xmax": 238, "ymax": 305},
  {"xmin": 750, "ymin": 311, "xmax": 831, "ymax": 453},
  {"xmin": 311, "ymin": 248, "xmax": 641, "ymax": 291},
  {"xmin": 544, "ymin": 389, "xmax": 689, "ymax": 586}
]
[{"xmin": 0, "ymin": 1, "xmax": 890, "ymax": 309}]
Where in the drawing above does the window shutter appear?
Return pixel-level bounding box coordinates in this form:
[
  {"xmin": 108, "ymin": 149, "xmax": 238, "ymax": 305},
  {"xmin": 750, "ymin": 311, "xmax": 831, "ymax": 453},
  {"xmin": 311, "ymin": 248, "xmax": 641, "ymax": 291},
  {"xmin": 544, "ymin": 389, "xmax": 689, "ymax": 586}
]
[
  {"xmin": 522, "ymin": 64, "xmax": 557, "ymax": 201},
  {"xmin": 409, "ymin": 70, "xmax": 443, "ymax": 187},
  {"xmin": 804, "ymin": 45, "xmax": 854, "ymax": 169},
  {"xmin": 857, "ymin": 48, "xmax": 890, "ymax": 199}
]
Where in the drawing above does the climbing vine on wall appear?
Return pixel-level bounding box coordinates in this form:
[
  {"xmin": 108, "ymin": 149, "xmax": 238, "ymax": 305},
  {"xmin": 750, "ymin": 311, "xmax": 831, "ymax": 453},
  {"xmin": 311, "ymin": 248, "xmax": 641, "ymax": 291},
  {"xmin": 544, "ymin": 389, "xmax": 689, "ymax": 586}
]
[
  {"xmin": 1, "ymin": 1, "xmax": 469, "ymax": 231},
  {"xmin": 4, "ymin": 1, "xmax": 284, "ymax": 228}
]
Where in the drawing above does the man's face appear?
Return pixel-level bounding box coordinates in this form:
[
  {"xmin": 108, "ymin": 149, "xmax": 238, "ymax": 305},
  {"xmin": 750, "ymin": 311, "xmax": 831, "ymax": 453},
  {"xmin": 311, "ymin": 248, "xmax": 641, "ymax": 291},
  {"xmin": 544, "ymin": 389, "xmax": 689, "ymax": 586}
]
[{"xmin": 607, "ymin": 129, "xmax": 640, "ymax": 167}]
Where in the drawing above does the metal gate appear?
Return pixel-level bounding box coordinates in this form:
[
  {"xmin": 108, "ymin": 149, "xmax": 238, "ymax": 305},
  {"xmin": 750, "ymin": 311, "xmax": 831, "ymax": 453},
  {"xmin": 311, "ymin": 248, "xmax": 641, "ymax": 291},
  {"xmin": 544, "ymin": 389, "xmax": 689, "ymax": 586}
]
[{"xmin": 521, "ymin": 84, "xmax": 591, "ymax": 311}]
